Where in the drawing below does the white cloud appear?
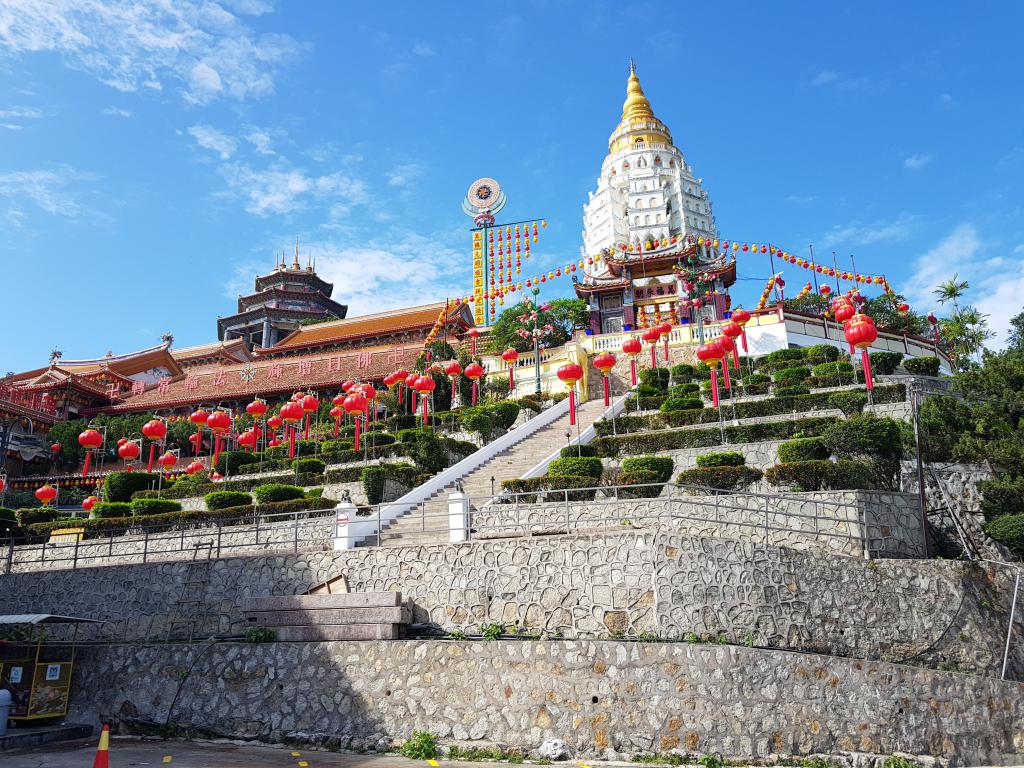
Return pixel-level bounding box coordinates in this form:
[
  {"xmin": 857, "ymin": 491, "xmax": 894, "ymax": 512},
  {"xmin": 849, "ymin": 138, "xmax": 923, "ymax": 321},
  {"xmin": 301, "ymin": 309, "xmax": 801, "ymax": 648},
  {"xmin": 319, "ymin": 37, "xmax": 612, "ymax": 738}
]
[
  {"xmin": 939, "ymin": 93, "xmax": 957, "ymax": 110},
  {"xmin": 187, "ymin": 124, "xmax": 237, "ymax": 159},
  {"xmin": 412, "ymin": 42, "xmax": 435, "ymax": 57},
  {"xmin": 820, "ymin": 212, "xmax": 918, "ymax": 249},
  {"xmin": 785, "ymin": 194, "xmax": 815, "ymax": 204},
  {"xmin": 903, "ymin": 153, "xmax": 933, "ymax": 170},
  {"xmin": 811, "ymin": 69, "xmax": 869, "ymax": 91},
  {"xmin": 100, "ymin": 106, "xmax": 132, "ymax": 117},
  {"xmin": 0, "ymin": 0, "xmax": 301, "ymax": 105},
  {"xmin": 245, "ymin": 129, "xmax": 274, "ymax": 155},
  {"xmin": 812, "ymin": 70, "xmax": 839, "ymax": 86},
  {"xmin": 902, "ymin": 224, "xmax": 982, "ymax": 308},
  {"xmin": 386, "ymin": 162, "xmax": 423, "ymax": 188},
  {"xmin": 0, "ymin": 123, "xmax": 24, "ymax": 130},
  {"xmin": 0, "ymin": 106, "xmax": 43, "ymax": 119},
  {"xmin": 218, "ymin": 163, "xmax": 367, "ymax": 216},
  {"xmin": 0, "ymin": 165, "xmax": 96, "ymax": 217}
]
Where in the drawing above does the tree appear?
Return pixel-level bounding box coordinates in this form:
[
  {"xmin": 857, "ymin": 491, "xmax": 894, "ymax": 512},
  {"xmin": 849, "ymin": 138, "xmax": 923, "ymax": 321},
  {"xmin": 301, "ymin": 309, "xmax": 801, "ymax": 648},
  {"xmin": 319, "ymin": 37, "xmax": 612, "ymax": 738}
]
[
  {"xmin": 940, "ymin": 305, "xmax": 994, "ymax": 371},
  {"xmin": 1007, "ymin": 310, "xmax": 1024, "ymax": 352},
  {"xmin": 486, "ymin": 297, "xmax": 587, "ymax": 353},
  {"xmin": 934, "ymin": 274, "xmax": 969, "ymax": 313}
]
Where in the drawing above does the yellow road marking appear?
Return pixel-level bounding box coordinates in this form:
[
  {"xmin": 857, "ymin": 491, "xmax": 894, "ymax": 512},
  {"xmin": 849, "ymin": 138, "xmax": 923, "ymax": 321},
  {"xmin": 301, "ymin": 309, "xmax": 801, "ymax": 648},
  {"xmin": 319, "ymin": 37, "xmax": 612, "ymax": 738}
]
[
  {"xmin": 427, "ymin": 761, "xmax": 440, "ymax": 766},
  {"xmin": 298, "ymin": 762, "xmax": 309, "ymax": 766},
  {"xmin": 162, "ymin": 758, "xmax": 173, "ymax": 764},
  {"xmin": 291, "ymin": 753, "xmax": 301, "ymax": 757},
  {"xmin": 579, "ymin": 763, "xmax": 592, "ymax": 768}
]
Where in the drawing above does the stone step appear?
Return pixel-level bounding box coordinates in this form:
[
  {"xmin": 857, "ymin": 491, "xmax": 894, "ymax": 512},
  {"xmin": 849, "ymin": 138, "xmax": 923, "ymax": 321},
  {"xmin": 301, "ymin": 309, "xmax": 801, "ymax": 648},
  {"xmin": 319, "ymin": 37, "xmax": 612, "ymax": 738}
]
[
  {"xmin": 244, "ymin": 606, "xmax": 409, "ymax": 626},
  {"xmin": 0, "ymin": 724, "xmax": 94, "ymax": 753},
  {"xmin": 242, "ymin": 592, "xmax": 401, "ymax": 611},
  {"xmin": 274, "ymin": 624, "xmax": 401, "ymax": 641}
]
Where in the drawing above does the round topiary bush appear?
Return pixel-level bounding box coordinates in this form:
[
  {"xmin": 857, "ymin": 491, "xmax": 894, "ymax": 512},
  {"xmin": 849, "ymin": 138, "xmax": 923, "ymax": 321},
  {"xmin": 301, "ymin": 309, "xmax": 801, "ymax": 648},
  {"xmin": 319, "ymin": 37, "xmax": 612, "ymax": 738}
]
[
  {"xmin": 669, "ymin": 382, "xmax": 701, "ymax": 397},
  {"xmin": 869, "ymin": 351, "xmax": 904, "ymax": 375},
  {"xmin": 216, "ymin": 450, "xmax": 260, "ymax": 476},
  {"xmin": 560, "ymin": 444, "xmax": 597, "ymax": 458},
  {"xmin": 777, "ymin": 437, "xmax": 830, "ymax": 463},
  {"xmin": 618, "ymin": 470, "xmax": 665, "ymax": 498},
  {"xmin": 659, "ymin": 397, "xmax": 704, "ymax": 413},
  {"xmin": 803, "ymin": 344, "xmax": 841, "ymax": 365},
  {"xmin": 983, "ymin": 514, "xmax": 1024, "ymax": 556},
  {"xmin": 902, "ymin": 357, "xmax": 941, "ymax": 377},
  {"xmin": 91, "ymin": 501, "xmax": 133, "ymax": 518},
  {"xmin": 695, "ymin": 451, "xmax": 745, "ymax": 468},
  {"xmin": 773, "ymin": 385, "xmax": 811, "ymax": 397},
  {"xmin": 620, "ymin": 456, "xmax": 675, "ymax": 483},
  {"xmin": 292, "ymin": 457, "xmax": 326, "ymax": 475},
  {"xmin": 547, "ymin": 456, "xmax": 604, "ymax": 479},
  {"xmin": 773, "ymin": 366, "xmax": 812, "ymax": 384},
  {"xmin": 670, "ymin": 363, "xmax": 697, "ymax": 383},
  {"xmin": 827, "ymin": 391, "xmax": 869, "ymax": 415},
  {"xmin": 676, "ymin": 466, "xmax": 762, "ymax": 493},
  {"xmin": 764, "ymin": 459, "xmax": 873, "ymax": 491},
  {"xmin": 252, "ymin": 484, "xmax": 306, "ymax": 503},
  {"xmin": 129, "ymin": 498, "xmax": 183, "ymax": 515},
  {"xmin": 205, "ymin": 490, "xmax": 253, "ymax": 510}
]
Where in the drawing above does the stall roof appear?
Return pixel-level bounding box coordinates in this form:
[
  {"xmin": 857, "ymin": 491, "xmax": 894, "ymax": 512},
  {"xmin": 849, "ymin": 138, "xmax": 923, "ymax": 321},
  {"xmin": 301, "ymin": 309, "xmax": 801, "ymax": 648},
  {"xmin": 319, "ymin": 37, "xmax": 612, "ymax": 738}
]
[{"xmin": 0, "ymin": 614, "xmax": 103, "ymax": 625}]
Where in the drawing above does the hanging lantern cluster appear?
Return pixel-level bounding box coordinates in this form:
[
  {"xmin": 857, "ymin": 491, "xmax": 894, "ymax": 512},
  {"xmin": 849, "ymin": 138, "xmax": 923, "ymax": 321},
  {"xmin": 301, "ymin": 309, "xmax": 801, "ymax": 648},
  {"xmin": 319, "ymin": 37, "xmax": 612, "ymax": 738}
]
[
  {"xmin": 730, "ymin": 308, "xmax": 752, "ymax": 354},
  {"xmin": 795, "ymin": 282, "xmax": 813, "ymax": 301},
  {"xmin": 141, "ymin": 418, "xmax": 167, "ymax": 473},
  {"xmin": 423, "ymin": 301, "xmax": 451, "ymax": 351},
  {"xmin": 844, "ymin": 313, "xmax": 880, "ymax": 391},
  {"xmin": 77, "ymin": 428, "xmax": 103, "ymax": 478},
  {"xmin": 754, "ymin": 275, "xmax": 784, "ymax": 311}
]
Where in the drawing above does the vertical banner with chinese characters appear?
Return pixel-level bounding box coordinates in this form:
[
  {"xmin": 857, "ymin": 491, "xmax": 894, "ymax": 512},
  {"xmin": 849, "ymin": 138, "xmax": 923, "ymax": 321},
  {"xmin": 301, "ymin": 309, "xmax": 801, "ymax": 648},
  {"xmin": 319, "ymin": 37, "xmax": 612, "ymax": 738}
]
[{"xmin": 472, "ymin": 229, "xmax": 485, "ymax": 325}]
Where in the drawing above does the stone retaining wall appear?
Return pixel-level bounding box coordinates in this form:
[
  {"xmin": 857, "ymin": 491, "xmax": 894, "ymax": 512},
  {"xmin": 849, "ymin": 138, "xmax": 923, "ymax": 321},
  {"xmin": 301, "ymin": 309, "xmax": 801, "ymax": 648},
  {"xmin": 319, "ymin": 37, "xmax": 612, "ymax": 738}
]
[
  {"xmin": 68, "ymin": 640, "xmax": 1024, "ymax": 764},
  {"xmin": 2, "ymin": 530, "xmax": 1020, "ymax": 678}
]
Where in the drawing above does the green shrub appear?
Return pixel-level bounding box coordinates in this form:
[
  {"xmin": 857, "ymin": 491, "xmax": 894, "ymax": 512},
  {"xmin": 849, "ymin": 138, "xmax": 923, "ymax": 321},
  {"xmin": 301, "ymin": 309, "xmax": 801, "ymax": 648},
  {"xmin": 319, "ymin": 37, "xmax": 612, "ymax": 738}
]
[
  {"xmin": 700, "ymin": 381, "xmax": 733, "ymax": 399},
  {"xmin": 399, "ymin": 731, "xmax": 438, "ymax": 760},
  {"xmin": 617, "ymin": 470, "xmax": 665, "ymax": 498},
  {"xmin": 640, "ymin": 367, "xmax": 670, "ymax": 392},
  {"xmin": 243, "ymin": 626, "xmax": 276, "ymax": 643},
  {"xmin": 756, "ymin": 348, "xmax": 805, "ymax": 372},
  {"xmin": 0, "ymin": 508, "xmax": 20, "ymax": 536},
  {"xmin": 764, "ymin": 460, "xmax": 873, "ymax": 491},
  {"xmin": 777, "ymin": 437, "xmax": 829, "ymax": 463},
  {"xmin": 291, "ymin": 457, "xmax": 325, "ymax": 475},
  {"xmin": 773, "ymin": 366, "xmax": 811, "ymax": 384},
  {"xmin": 828, "ymin": 391, "xmax": 869, "ymax": 415},
  {"xmin": 129, "ymin": 498, "xmax": 182, "ymax": 515},
  {"xmin": 802, "ymin": 344, "xmax": 841, "ymax": 364},
  {"xmin": 983, "ymin": 514, "xmax": 1024, "ymax": 556},
  {"xmin": 172, "ymin": 470, "xmax": 211, "ymax": 491},
  {"xmin": 822, "ymin": 414, "xmax": 903, "ymax": 488},
  {"xmin": 547, "ymin": 456, "xmax": 604, "ymax": 479},
  {"xmin": 696, "ymin": 451, "xmax": 745, "ymax": 468},
  {"xmin": 501, "ymin": 475, "xmax": 597, "ymax": 502},
  {"xmin": 676, "ymin": 466, "xmax": 763, "ymax": 492},
  {"xmin": 560, "ymin": 444, "xmax": 597, "ymax": 458},
  {"xmin": 635, "ymin": 384, "xmax": 663, "ymax": 398},
  {"xmin": 668, "ymin": 383, "xmax": 700, "ymax": 397},
  {"xmin": 462, "ymin": 409, "xmax": 494, "ymax": 438},
  {"xmin": 670, "ymin": 363, "xmax": 697, "ymax": 383},
  {"xmin": 869, "ymin": 351, "xmax": 904, "ymax": 375},
  {"xmin": 216, "ymin": 450, "xmax": 260, "ymax": 476},
  {"xmin": 660, "ymin": 397, "xmax": 704, "ymax": 413},
  {"xmin": 902, "ymin": 357, "xmax": 941, "ymax": 377},
  {"xmin": 369, "ymin": 433, "xmax": 396, "ymax": 446},
  {"xmin": 406, "ymin": 428, "xmax": 447, "ymax": 473},
  {"xmin": 15, "ymin": 507, "xmax": 64, "ymax": 526},
  {"xmin": 773, "ymin": 385, "xmax": 811, "ymax": 397},
  {"xmin": 205, "ymin": 491, "xmax": 253, "ymax": 510},
  {"xmin": 742, "ymin": 373, "xmax": 771, "ymax": 385},
  {"xmin": 92, "ymin": 501, "xmax": 133, "ymax": 518},
  {"xmin": 812, "ymin": 360, "xmax": 855, "ymax": 377},
  {"xmin": 252, "ymin": 484, "xmax": 305, "ymax": 503},
  {"xmin": 489, "ymin": 401, "xmax": 521, "ymax": 430},
  {"xmin": 621, "ymin": 456, "xmax": 675, "ymax": 483},
  {"xmin": 977, "ymin": 477, "xmax": 1024, "ymax": 521},
  {"xmin": 103, "ymin": 472, "xmax": 159, "ymax": 503},
  {"xmin": 360, "ymin": 463, "xmax": 420, "ymax": 505},
  {"xmin": 396, "ymin": 428, "xmax": 421, "ymax": 443}
]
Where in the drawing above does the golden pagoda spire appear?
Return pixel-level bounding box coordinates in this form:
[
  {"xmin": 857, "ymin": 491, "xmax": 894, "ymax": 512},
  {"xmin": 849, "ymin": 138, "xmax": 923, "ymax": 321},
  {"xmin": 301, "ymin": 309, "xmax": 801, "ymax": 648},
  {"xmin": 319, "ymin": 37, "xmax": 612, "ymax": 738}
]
[
  {"xmin": 621, "ymin": 59, "xmax": 654, "ymax": 121},
  {"xmin": 292, "ymin": 238, "xmax": 301, "ymax": 270}
]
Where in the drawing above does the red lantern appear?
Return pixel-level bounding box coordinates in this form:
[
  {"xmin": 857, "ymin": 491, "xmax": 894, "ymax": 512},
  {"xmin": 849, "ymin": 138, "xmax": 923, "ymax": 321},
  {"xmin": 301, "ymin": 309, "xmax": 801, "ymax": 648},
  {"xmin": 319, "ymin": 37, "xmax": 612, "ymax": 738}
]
[
  {"xmin": 82, "ymin": 495, "xmax": 98, "ymax": 513},
  {"xmin": 501, "ymin": 348, "xmax": 520, "ymax": 392},
  {"xmin": 658, "ymin": 322, "xmax": 672, "ymax": 359},
  {"xmin": 444, "ymin": 361, "xmax": 462, "ymax": 403},
  {"xmin": 621, "ymin": 337, "xmax": 642, "ymax": 386},
  {"xmin": 343, "ymin": 392, "xmax": 368, "ymax": 449},
  {"xmin": 642, "ymin": 327, "xmax": 661, "ymax": 368},
  {"xmin": 186, "ymin": 460, "xmax": 205, "ymax": 475},
  {"xmin": 118, "ymin": 440, "xmax": 141, "ymax": 462},
  {"xmin": 78, "ymin": 428, "xmax": 103, "ymax": 477},
  {"xmin": 413, "ymin": 375, "xmax": 436, "ymax": 425},
  {"xmin": 279, "ymin": 401, "xmax": 304, "ymax": 459},
  {"xmin": 716, "ymin": 336, "xmax": 735, "ymax": 390},
  {"xmin": 141, "ymin": 419, "xmax": 167, "ymax": 441},
  {"xmin": 300, "ymin": 393, "xmax": 319, "ymax": 440},
  {"xmin": 556, "ymin": 363, "xmax": 585, "ymax": 426},
  {"xmin": 468, "ymin": 328, "xmax": 480, "ymax": 356},
  {"xmin": 35, "ymin": 484, "xmax": 58, "ymax": 506},
  {"xmin": 267, "ymin": 415, "xmax": 283, "ymax": 430},
  {"xmin": 206, "ymin": 410, "xmax": 230, "ymax": 434},
  {"xmin": 157, "ymin": 452, "xmax": 177, "ymax": 472},
  {"xmin": 721, "ymin": 321, "xmax": 743, "ymax": 369},
  {"xmin": 50, "ymin": 442, "xmax": 61, "ymax": 453},
  {"xmin": 342, "ymin": 380, "xmax": 356, "ymax": 393},
  {"xmin": 820, "ymin": 285, "xmax": 832, "ymax": 296},
  {"xmin": 238, "ymin": 429, "xmax": 258, "ymax": 451},
  {"xmin": 696, "ymin": 340, "xmax": 725, "ymax": 407},
  {"xmin": 897, "ymin": 303, "xmax": 910, "ymax": 315},
  {"xmin": 0, "ymin": 477, "xmax": 5, "ymax": 494},
  {"xmin": 845, "ymin": 313, "xmax": 879, "ymax": 390},
  {"xmin": 465, "ymin": 362, "xmax": 484, "ymax": 405},
  {"xmin": 592, "ymin": 352, "xmax": 617, "ymax": 406},
  {"xmin": 246, "ymin": 399, "xmax": 268, "ymax": 418}
]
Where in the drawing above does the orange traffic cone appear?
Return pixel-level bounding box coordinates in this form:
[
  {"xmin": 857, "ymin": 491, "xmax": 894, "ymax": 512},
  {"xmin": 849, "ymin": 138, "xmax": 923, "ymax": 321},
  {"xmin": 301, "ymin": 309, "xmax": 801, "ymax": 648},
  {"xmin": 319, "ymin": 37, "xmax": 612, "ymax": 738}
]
[{"xmin": 92, "ymin": 724, "xmax": 110, "ymax": 768}]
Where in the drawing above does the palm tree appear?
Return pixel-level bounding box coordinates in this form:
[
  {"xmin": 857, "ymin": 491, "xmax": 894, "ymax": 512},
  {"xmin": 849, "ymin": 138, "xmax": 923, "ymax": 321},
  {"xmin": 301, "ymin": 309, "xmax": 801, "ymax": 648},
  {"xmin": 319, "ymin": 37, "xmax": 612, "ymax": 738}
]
[
  {"xmin": 934, "ymin": 274, "xmax": 969, "ymax": 313},
  {"xmin": 940, "ymin": 305, "xmax": 994, "ymax": 370}
]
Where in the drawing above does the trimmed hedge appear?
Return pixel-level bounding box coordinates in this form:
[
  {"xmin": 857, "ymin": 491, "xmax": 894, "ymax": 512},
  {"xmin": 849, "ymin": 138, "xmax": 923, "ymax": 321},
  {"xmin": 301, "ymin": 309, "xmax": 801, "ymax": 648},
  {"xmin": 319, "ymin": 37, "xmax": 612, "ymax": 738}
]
[
  {"xmin": 668, "ymin": 383, "xmax": 701, "ymax": 397},
  {"xmin": 660, "ymin": 397, "xmax": 704, "ymax": 413},
  {"xmin": 216, "ymin": 450, "xmax": 260, "ymax": 476},
  {"xmin": 695, "ymin": 451, "xmax": 746, "ymax": 468},
  {"xmin": 560, "ymin": 444, "xmax": 597, "ymax": 458},
  {"xmin": 15, "ymin": 507, "xmax": 64, "ymax": 526},
  {"xmin": 764, "ymin": 459, "xmax": 873, "ymax": 491},
  {"xmin": 591, "ymin": 416, "xmax": 839, "ymax": 457},
  {"xmin": 773, "ymin": 385, "xmax": 811, "ymax": 397},
  {"xmin": 92, "ymin": 501, "xmax": 133, "ymax": 518},
  {"xmin": 361, "ymin": 463, "xmax": 420, "ymax": 505},
  {"xmin": 129, "ymin": 498, "xmax": 182, "ymax": 515},
  {"xmin": 902, "ymin": 357, "xmax": 940, "ymax": 377},
  {"xmin": 812, "ymin": 360, "xmax": 854, "ymax": 377},
  {"xmin": 103, "ymin": 472, "xmax": 159, "ymax": 503},
  {"xmin": 205, "ymin": 491, "xmax": 253, "ymax": 510},
  {"xmin": 547, "ymin": 456, "xmax": 604, "ymax": 479},
  {"xmin": 0, "ymin": 507, "xmax": 18, "ymax": 535},
  {"xmin": 777, "ymin": 437, "xmax": 829, "ymax": 463},
  {"xmin": 628, "ymin": 394, "xmax": 669, "ymax": 411},
  {"xmin": 828, "ymin": 391, "xmax": 869, "ymax": 415},
  {"xmin": 500, "ymin": 475, "xmax": 597, "ymax": 502},
  {"xmin": 773, "ymin": 366, "xmax": 811, "ymax": 384},
  {"xmin": 676, "ymin": 466, "xmax": 762, "ymax": 492},
  {"xmin": 977, "ymin": 477, "xmax": 1024, "ymax": 521},
  {"xmin": 133, "ymin": 471, "xmax": 325, "ymax": 500},
  {"xmin": 803, "ymin": 344, "xmax": 841, "ymax": 365},
  {"xmin": 620, "ymin": 456, "xmax": 675, "ymax": 483},
  {"xmin": 617, "ymin": 470, "xmax": 665, "ymax": 498},
  {"xmin": 742, "ymin": 373, "xmax": 771, "ymax": 385},
  {"xmin": 252, "ymin": 484, "xmax": 305, "ymax": 503},
  {"xmin": 983, "ymin": 514, "xmax": 1024, "ymax": 556},
  {"xmin": 640, "ymin": 367, "xmax": 670, "ymax": 392},
  {"xmin": 869, "ymin": 351, "xmax": 904, "ymax": 375},
  {"xmin": 670, "ymin": 363, "xmax": 697, "ymax": 383},
  {"xmin": 292, "ymin": 457, "xmax": 326, "ymax": 475}
]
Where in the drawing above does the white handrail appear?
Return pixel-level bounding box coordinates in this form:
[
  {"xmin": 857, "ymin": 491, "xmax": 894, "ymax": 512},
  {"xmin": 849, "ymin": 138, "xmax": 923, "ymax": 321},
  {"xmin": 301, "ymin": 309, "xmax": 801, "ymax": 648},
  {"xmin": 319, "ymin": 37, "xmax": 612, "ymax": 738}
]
[{"xmin": 522, "ymin": 392, "xmax": 632, "ymax": 479}]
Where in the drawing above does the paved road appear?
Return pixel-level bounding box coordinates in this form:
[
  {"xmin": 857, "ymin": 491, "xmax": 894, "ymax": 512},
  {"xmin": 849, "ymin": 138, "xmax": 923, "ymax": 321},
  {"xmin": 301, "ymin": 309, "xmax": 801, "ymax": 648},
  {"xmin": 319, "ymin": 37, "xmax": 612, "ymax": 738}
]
[{"xmin": 3, "ymin": 737, "xmax": 508, "ymax": 768}]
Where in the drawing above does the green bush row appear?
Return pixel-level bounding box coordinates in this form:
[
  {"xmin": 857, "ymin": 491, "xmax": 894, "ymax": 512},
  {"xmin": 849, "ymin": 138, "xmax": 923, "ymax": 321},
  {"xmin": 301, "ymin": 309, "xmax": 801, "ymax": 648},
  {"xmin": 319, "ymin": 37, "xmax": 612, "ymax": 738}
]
[
  {"xmin": 764, "ymin": 459, "xmax": 874, "ymax": 491},
  {"xmin": 676, "ymin": 466, "xmax": 763, "ymax": 493},
  {"xmin": 500, "ymin": 475, "xmax": 597, "ymax": 502}
]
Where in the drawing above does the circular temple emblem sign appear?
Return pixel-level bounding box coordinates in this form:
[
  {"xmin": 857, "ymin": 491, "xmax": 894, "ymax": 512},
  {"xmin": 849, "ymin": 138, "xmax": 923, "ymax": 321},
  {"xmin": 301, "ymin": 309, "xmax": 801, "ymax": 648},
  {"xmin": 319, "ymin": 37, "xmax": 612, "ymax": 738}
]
[{"xmin": 467, "ymin": 177, "xmax": 502, "ymax": 210}]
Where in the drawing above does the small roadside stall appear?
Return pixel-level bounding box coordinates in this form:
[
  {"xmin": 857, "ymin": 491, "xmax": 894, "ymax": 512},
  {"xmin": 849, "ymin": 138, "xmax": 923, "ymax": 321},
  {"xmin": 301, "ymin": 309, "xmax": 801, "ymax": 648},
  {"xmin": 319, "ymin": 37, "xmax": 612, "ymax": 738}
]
[{"xmin": 0, "ymin": 614, "xmax": 102, "ymax": 723}]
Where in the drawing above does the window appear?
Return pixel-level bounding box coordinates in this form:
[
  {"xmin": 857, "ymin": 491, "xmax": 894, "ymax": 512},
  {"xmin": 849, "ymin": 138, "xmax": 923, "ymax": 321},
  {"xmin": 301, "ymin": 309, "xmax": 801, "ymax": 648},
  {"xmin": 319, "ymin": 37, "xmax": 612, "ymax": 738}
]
[
  {"xmin": 644, "ymin": 215, "xmax": 650, "ymax": 225},
  {"xmin": 634, "ymin": 139, "xmax": 645, "ymax": 149},
  {"xmin": 653, "ymin": 155, "xmax": 662, "ymax": 165},
  {"xmin": 637, "ymin": 156, "xmax": 647, "ymax": 167},
  {"xmin": 649, "ymin": 197, "xmax": 657, "ymax": 207}
]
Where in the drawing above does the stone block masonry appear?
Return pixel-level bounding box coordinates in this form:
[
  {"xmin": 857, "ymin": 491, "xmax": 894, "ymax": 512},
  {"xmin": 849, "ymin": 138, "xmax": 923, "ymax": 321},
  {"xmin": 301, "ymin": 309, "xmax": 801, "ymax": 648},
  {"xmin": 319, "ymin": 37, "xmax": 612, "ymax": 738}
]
[
  {"xmin": 68, "ymin": 640, "xmax": 1024, "ymax": 765},
  {"xmin": 1, "ymin": 530, "xmax": 1020, "ymax": 679}
]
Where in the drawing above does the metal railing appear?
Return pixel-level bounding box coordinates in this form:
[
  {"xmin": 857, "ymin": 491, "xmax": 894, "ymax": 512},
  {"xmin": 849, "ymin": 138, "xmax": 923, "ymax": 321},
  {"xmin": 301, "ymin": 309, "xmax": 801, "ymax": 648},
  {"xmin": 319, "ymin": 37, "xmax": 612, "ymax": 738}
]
[{"xmin": 2, "ymin": 506, "xmax": 336, "ymax": 574}]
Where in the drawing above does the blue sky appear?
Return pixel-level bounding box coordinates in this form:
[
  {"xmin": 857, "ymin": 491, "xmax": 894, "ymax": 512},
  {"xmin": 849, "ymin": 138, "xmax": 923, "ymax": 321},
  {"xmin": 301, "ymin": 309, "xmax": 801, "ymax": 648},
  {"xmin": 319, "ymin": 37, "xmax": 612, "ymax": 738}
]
[{"xmin": 2, "ymin": 1, "xmax": 1023, "ymax": 372}]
